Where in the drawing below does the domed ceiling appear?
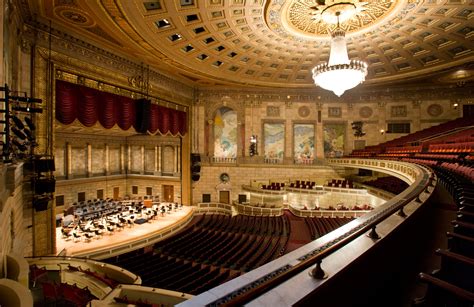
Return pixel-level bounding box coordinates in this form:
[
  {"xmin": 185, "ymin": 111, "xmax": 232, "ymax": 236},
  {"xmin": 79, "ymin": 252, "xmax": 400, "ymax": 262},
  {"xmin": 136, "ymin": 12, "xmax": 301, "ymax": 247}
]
[{"xmin": 30, "ymin": 0, "xmax": 473, "ymax": 89}]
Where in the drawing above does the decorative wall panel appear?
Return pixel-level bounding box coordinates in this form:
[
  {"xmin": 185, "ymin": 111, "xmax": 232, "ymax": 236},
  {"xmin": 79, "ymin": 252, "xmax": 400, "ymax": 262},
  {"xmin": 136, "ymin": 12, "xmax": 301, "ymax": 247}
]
[
  {"xmin": 213, "ymin": 107, "xmax": 238, "ymax": 158},
  {"xmin": 323, "ymin": 124, "xmax": 345, "ymax": 158},
  {"xmin": 293, "ymin": 124, "xmax": 314, "ymax": 163},
  {"xmin": 264, "ymin": 123, "xmax": 285, "ymax": 160}
]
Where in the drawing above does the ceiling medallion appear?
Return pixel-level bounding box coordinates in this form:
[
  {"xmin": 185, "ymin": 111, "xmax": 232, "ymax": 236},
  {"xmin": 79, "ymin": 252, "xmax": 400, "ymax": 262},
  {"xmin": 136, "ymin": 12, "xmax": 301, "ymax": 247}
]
[
  {"xmin": 54, "ymin": 7, "xmax": 95, "ymax": 28},
  {"xmin": 273, "ymin": 0, "xmax": 400, "ymax": 39}
]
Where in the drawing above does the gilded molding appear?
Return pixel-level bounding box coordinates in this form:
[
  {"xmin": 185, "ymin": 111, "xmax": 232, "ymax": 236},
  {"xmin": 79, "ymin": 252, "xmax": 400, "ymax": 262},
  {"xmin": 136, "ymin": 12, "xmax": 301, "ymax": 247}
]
[{"xmin": 21, "ymin": 22, "xmax": 194, "ymax": 105}]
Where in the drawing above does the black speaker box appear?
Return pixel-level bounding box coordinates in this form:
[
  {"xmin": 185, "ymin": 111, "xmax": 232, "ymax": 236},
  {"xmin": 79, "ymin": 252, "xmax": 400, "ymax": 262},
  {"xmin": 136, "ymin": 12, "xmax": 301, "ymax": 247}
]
[
  {"xmin": 34, "ymin": 158, "xmax": 55, "ymax": 172},
  {"xmin": 191, "ymin": 153, "xmax": 201, "ymax": 181},
  {"xmin": 34, "ymin": 178, "xmax": 56, "ymax": 194},
  {"xmin": 135, "ymin": 98, "xmax": 151, "ymax": 133},
  {"xmin": 238, "ymin": 194, "xmax": 247, "ymax": 204},
  {"xmin": 33, "ymin": 197, "xmax": 49, "ymax": 211}
]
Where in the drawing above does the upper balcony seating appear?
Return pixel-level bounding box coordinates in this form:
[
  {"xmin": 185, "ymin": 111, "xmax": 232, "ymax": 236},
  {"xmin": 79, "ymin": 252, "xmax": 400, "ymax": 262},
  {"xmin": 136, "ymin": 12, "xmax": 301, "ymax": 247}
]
[
  {"xmin": 326, "ymin": 179, "xmax": 354, "ymax": 189},
  {"xmin": 261, "ymin": 182, "xmax": 285, "ymax": 190},
  {"xmin": 349, "ymin": 117, "xmax": 474, "ymax": 157},
  {"xmin": 363, "ymin": 177, "xmax": 409, "ymax": 195}
]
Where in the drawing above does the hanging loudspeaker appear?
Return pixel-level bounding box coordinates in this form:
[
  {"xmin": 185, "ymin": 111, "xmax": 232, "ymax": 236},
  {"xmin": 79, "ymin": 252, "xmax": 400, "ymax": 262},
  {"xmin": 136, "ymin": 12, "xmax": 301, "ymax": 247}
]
[
  {"xmin": 34, "ymin": 157, "xmax": 56, "ymax": 172},
  {"xmin": 33, "ymin": 196, "xmax": 49, "ymax": 211},
  {"xmin": 135, "ymin": 98, "xmax": 151, "ymax": 133},
  {"xmin": 191, "ymin": 153, "xmax": 201, "ymax": 181},
  {"xmin": 34, "ymin": 178, "xmax": 56, "ymax": 194}
]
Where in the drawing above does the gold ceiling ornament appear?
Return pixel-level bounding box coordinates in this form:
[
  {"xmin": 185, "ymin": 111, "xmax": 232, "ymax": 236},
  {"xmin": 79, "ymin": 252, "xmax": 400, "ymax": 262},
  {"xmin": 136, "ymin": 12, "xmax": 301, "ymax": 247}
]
[{"xmin": 277, "ymin": 0, "xmax": 400, "ymax": 38}]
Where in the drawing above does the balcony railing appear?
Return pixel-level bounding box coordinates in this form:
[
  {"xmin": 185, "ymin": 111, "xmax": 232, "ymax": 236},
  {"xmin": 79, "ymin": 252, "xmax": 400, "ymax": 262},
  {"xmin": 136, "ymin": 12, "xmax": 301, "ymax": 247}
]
[
  {"xmin": 210, "ymin": 156, "xmax": 237, "ymax": 164},
  {"xmin": 178, "ymin": 158, "xmax": 437, "ymax": 306}
]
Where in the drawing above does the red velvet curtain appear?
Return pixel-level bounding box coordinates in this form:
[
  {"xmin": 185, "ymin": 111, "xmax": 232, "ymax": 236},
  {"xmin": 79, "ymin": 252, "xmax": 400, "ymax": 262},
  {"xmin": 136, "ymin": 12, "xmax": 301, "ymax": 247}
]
[
  {"xmin": 148, "ymin": 104, "xmax": 159, "ymax": 134},
  {"xmin": 55, "ymin": 81, "xmax": 78, "ymax": 125},
  {"xmin": 157, "ymin": 105, "xmax": 170, "ymax": 135},
  {"xmin": 55, "ymin": 80, "xmax": 187, "ymax": 135},
  {"xmin": 116, "ymin": 96, "xmax": 135, "ymax": 131}
]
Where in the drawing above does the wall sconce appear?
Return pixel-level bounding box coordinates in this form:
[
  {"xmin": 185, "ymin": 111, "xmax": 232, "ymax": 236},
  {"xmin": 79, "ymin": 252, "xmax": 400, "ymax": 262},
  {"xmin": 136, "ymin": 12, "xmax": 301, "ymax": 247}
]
[
  {"xmin": 452, "ymin": 102, "xmax": 459, "ymax": 109},
  {"xmin": 380, "ymin": 129, "xmax": 385, "ymax": 135}
]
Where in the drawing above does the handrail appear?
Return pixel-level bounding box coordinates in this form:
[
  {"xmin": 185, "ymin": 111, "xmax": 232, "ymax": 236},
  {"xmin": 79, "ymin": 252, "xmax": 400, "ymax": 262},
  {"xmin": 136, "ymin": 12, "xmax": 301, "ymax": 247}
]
[
  {"xmin": 203, "ymin": 158, "xmax": 435, "ymax": 306},
  {"xmin": 234, "ymin": 202, "xmax": 283, "ymax": 216},
  {"xmin": 288, "ymin": 205, "xmax": 370, "ymax": 218},
  {"xmin": 418, "ymin": 272, "xmax": 474, "ymax": 302}
]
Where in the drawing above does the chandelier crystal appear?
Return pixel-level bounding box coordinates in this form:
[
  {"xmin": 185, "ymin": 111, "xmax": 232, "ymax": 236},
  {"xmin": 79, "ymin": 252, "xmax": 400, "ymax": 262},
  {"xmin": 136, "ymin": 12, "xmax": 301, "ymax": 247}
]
[{"xmin": 312, "ymin": 8, "xmax": 368, "ymax": 97}]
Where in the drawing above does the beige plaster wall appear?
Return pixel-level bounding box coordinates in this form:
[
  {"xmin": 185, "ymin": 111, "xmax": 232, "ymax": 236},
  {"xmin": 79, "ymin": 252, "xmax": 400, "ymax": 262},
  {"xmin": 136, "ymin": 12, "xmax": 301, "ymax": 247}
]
[{"xmin": 191, "ymin": 164, "xmax": 342, "ymax": 204}]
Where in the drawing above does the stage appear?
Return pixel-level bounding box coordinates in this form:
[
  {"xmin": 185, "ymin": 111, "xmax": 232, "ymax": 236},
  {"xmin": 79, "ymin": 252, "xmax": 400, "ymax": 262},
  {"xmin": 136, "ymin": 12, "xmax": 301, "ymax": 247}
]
[{"xmin": 56, "ymin": 205, "xmax": 194, "ymax": 259}]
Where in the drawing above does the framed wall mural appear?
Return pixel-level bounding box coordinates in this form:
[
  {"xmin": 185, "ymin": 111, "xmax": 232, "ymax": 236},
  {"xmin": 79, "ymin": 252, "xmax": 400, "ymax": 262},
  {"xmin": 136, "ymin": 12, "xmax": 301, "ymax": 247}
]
[
  {"xmin": 323, "ymin": 123, "xmax": 345, "ymax": 158},
  {"xmin": 294, "ymin": 124, "xmax": 315, "ymax": 163},
  {"xmin": 214, "ymin": 107, "xmax": 237, "ymax": 158},
  {"xmin": 264, "ymin": 123, "xmax": 285, "ymax": 160}
]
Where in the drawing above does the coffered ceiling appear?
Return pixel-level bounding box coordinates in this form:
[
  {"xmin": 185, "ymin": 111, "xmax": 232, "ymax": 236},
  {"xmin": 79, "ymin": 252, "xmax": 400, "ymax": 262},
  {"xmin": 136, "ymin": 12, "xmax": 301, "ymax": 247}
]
[{"xmin": 26, "ymin": 0, "xmax": 474, "ymax": 90}]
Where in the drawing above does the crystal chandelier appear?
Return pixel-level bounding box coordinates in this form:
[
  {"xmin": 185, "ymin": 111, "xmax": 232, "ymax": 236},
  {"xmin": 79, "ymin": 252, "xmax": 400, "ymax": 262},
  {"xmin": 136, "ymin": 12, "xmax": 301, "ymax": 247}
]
[{"xmin": 312, "ymin": 6, "xmax": 368, "ymax": 97}]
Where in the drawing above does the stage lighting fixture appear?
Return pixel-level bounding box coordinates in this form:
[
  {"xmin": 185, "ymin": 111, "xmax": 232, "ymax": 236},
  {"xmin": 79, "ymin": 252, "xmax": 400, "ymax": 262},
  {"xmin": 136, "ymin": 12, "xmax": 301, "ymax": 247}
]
[
  {"xmin": 24, "ymin": 117, "xmax": 36, "ymax": 130},
  {"xmin": 12, "ymin": 139, "xmax": 28, "ymax": 152},
  {"xmin": 11, "ymin": 106, "xmax": 43, "ymax": 113},
  {"xmin": 12, "ymin": 127, "xmax": 27, "ymax": 140},
  {"xmin": 11, "ymin": 115, "xmax": 25, "ymax": 129},
  {"xmin": 23, "ymin": 128, "xmax": 34, "ymax": 141},
  {"xmin": 9, "ymin": 96, "xmax": 42, "ymax": 103}
]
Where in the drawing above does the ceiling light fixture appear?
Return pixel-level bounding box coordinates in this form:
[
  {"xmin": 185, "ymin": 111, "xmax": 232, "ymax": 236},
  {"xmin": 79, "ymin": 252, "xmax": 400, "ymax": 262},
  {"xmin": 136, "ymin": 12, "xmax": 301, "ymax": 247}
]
[{"xmin": 312, "ymin": 3, "xmax": 368, "ymax": 97}]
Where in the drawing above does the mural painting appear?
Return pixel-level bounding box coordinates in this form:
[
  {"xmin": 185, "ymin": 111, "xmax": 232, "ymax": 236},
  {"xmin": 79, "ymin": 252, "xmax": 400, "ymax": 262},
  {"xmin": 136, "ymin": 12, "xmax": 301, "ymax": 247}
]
[
  {"xmin": 294, "ymin": 124, "xmax": 314, "ymax": 163},
  {"xmin": 323, "ymin": 123, "xmax": 345, "ymax": 158},
  {"xmin": 214, "ymin": 107, "xmax": 237, "ymax": 158},
  {"xmin": 264, "ymin": 123, "xmax": 285, "ymax": 160}
]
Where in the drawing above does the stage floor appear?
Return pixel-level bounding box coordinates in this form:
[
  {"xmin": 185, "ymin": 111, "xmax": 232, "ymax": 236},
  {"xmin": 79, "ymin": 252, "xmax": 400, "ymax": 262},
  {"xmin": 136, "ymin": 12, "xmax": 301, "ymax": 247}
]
[{"xmin": 56, "ymin": 206, "xmax": 193, "ymax": 258}]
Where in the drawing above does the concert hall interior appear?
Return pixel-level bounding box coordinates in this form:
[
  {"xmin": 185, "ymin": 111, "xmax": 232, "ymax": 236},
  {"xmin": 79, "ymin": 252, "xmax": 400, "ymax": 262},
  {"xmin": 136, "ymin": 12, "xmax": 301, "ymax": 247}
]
[{"xmin": 1, "ymin": 1, "xmax": 473, "ymax": 306}]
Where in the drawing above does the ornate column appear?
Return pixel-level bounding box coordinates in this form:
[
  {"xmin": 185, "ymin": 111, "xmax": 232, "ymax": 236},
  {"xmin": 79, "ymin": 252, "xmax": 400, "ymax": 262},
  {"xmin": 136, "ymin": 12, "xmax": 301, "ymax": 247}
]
[
  {"xmin": 66, "ymin": 142, "xmax": 72, "ymax": 179},
  {"xmin": 157, "ymin": 145, "xmax": 162, "ymax": 174},
  {"xmin": 177, "ymin": 144, "xmax": 181, "ymax": 174},
  {"xmin": 377, "ymin": 101, "xmax": 387, "ymax": 144},
  {"xmin": 104, "ymin": 144, "xmax": 109, "ymax": 176},
  {"xmin": 86, "ymin": 143, "xmax": 92, "ymax": 177},
  {"xmin": 141, "ymin": 145, "xmax": 145, "ymax": 174},
  {"xmin": 315, "ymin": 102, "xmax": 324, "ymax": 159},
  {"xmin": 412, "ymin": 100, "xmax": 422, "ymax": 132},
  {"xmin": 174, "ymin": 145, "xmax": 178, "ymax": 174},
  {"xmin": 127, "ymin": 145, "xmax": 132, "ymax": 174},
  {"xmin": 120, "ymin": 144, "xmax": 125, "ymax": 174}
]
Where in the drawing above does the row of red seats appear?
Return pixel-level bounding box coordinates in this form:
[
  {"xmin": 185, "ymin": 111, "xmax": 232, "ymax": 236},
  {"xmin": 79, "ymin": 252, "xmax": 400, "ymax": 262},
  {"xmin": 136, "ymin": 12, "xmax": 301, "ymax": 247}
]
[
  {"xmin": 423, "ymin": 127, "xmax": 474, "ymax": 145},
  {"xmin": 104, "ymin": 214, "xmax": 289, "ymax": 295},
  {"xmin": 42, "ymin": 281, "xmax": 96, "ymax": 306},
  {"xmin": 386, "ymin": 145, "xmax": 422, "ymax": 153},
  {"xmin": 429, "ymin": 141, "xmax": 474, "ymax": 153},
  {"xmin": 327, "ymin": 179, "xmax": 354, "ymax": 188},
  {"xmin": 440, "ymin": 162, "xmax": 474, "ymax": 182},
  {"xmin": 354, "ymin": 117, "xmax": 473, "ymax": 156},
  {"xmin": 304, "ymin": 217, "xmax": 354, "ymax": 240},
  {"xmin": 363, "ymin": 177, "xmax": 409, "ymax": 195}
]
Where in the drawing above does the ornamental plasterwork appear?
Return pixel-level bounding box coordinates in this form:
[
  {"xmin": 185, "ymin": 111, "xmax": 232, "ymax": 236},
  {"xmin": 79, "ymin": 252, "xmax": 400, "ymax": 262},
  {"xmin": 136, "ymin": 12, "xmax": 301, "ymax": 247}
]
[
  {"xmin": 19, "ymin": 0, "xmax": 474, "ymax": 88},
  {"xmin": 277, "ymin": 0, "xmax": 399, "ymax": 39},
  {"xmin": 21, "ymin": 23, "xmax": 194, "ymax": 103}
]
